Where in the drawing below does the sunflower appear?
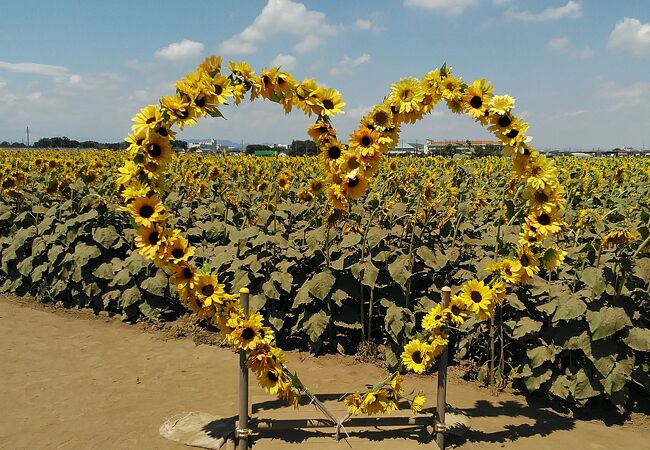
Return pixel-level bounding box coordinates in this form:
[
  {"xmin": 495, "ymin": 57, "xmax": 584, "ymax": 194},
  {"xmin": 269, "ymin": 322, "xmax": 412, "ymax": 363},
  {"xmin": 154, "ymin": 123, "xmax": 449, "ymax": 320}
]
[
  {"xmin": 135, "ymin": 224, "xmax": 165, "ymax": 262},
  {"xmin": 524, "ymin": 184, "xmax": 565, "ymax": 213},
  {"xmin": 601, "ymin": 229, "xmax": 636, "ymax": 249},
  {"xmin": 320, "ymin": 140, "xmax": 344, "ymax": 168},
  {"xmin": 198, "ymin": 55, "xmax": 222, "ymax": 75},
  {"xmin": 161, "ymin": 95, "xmax": 197, "ymax": 128},
  {"xmin": 459, "ymin": 280, "xmax": 494, "ymax": 321},
  {"xmin": 127, "ymin": 196, "xmax": 166, "ymax": 228},
  {"xmin": 462, "ymin": 79, "xmax": 493, "ymax": 122},
  {"xmin": 488, "ymin": 95, "xmax": 515, "ymax": 115},
  {"xmin": 422, "ymin": 304, "xmax": 448, "ymax": 335},
  {"xmin": 309, "ymin": 178, "xmax": 324, "ymax": 195},
  {"xmin": 389, "ymin": 77, "xmax": 425, "ymax": 114},
  {"xmin": 447, "ymin": 295, "xmax": 469, "ymax": 326},
  {"xmin": 211, "ymin": 73, "xmax": 233, "ymax": 104},
  {"xmin": 327, "ymin": 184, "xmax": 349, "ymax": 211},
  {"xmin": 524, "ymin": 209, "xmax": 563, "ymax": 238},
  {"xmin": 350, "ymin": 127, "xmax": 382, "ymax": 157},
  {"xmin": 491, "ymin": 281, "xmax": 507, "ymax": 305},
  {"xmin": 341, "ymin": 170, "xmax": 369, "ymax": 200},
  {"xmin": 511, "ymin": 245, "xmax": 540, "ymax": 282},
  {"xmin": 401, "ymin": 339, "xmax": 433, "ymax": 374},
  {"xmin": 131, "ymin": 104, "xmax": 163, "ymax": 134},
  {"xmin": 411, "ymin": 393, "xmax": 426, "ymax": 414},
  {"xmin": 277, "ymin": 171, "xmax": 292, "ymax": 193},
  {"xmin": 525, "ymin": 156, "xmax": 558, "ymax": 190},
  {"xmin": 195, "ymin": 273, "xmax": 225, "ymax": 307},
  {"xmin": 500, "ymin": 258, "xmax": 522, "ymax": 285},
  {"xmin": 229, "ymin": 312, "xmax": 273, "ymax": 351},
  {"xmin": 170, "ymin": 262, "xmax": 199, "ymax": 290},
  {"xmin": 313, "ymin": 87, "xmax": 346, "ymax": 117},
  {"xmin": 257, "ymin": 366, "xmax": 288, "ymax": 396},
  {"xmin": 165, "ymin": 233, "xmax": 195, "ymax": 264},
  {"xmin": 344, "ymin": 392, "xmax": 364, "ymax": 415},
  {"xmin": 259, "ymin": 68, "xmax": 279, "ymax": 99},
  {"xmin": 361, "ymin": 390, "xmax": 391, "ymax": 415},
  {"xmin": 143, "ymin": 132, "xmax": 172, "ymax": 167},
  {"xmin": 307, "ymin": 121, "xmax": 336, "ymax": 144},
  {"xmin": 368, "ymin": 103, "xmax": 395, "ymax": 131},
  {"xmin": 295, "ymin": 78, "xmax": 320, "ymax": 115},
  {"xmin": 247, "ymin": 345, "xmax": 287, "ymax": 373},
  {"xmin": 541, "ymin": 246, "xmax": 568, "ymax": 271}
]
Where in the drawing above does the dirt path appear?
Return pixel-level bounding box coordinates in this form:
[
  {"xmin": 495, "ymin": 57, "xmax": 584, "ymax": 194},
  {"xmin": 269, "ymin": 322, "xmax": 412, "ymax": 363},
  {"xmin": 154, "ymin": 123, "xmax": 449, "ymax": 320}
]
[{"xmin": 1, "ymin": 295, "xmax": 648, "ymax": 450}]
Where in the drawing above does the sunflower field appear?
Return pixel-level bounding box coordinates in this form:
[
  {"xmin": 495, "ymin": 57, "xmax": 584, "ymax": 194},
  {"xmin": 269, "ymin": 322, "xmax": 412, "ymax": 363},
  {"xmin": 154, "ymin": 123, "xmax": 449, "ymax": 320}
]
[{"xmin": 1, "ymin": 148, "xmax": 648, "ymax": 410}]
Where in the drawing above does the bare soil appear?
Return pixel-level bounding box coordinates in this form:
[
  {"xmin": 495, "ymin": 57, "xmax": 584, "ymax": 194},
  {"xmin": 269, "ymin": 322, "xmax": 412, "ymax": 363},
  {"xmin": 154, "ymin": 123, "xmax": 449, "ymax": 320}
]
[{"xmin": 1, "ymin": 294, "xmax": 649, "ymax": 450}]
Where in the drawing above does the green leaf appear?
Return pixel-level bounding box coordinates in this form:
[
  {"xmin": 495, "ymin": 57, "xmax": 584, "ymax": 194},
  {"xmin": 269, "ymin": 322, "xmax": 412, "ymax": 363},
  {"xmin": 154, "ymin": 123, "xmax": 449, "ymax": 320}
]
[
  {"xmin": 512, "ymin": 317, "xmax": 543, "ymax": 340},
  {"xmin": 550, "ymin": 375, "xmax": 572, "ymax": 400},
  {"xmin": 303, "ymin": 309, "xmax": 329, "ymax": 343},
  {"xmin": 140, "ymin": 270, "xmax": 168, "ymax": 297},
  {"xmin": 340, "ymin": 232, "xmax": 361, "ymax": 248},
  {"xmin": 553, "ymin": 297, "xmax": 586, "ymax": 322},
  {"xmin": 293, "ymin": 270, "xmax": 335, "ymax": 307},
  {"xmin": 388, "ymin": 254, "xmax": 411, "ymax": 289},
  {"xmin": 573, "ymin": 368, "xmax": 600, "ymax": 401},
  {"xmin": 602, "ymin": 356, "xmax": 634, "ymax": 395},
  {"xmin": 586, "ymin": 307, "xmax": 632, "ymax": 341},
  {"xmin": 524, "ymin": 367, "xmax": 552, "ymax": 392},
  {"xmin": 580, "ymin": 266, "xmax": 606, "ymax": 296},
  {"xmin": 624, "ymin": 328, "xmax": 650, "ymax": 352},
  {"xmin": 94, "ymin": 262, "xmax": 115, "ymax": 280},
  {"xmin": 73, "ymin": 243, "xmax": 101, "ymax": 266},
  {"xmin": 527, "ymin": 345, "xmax": 555, "ymax": 369},
  {"xmin": 121, "ymin": 286, "xmax": 141, "ymax": 308},
  {"xmin": 92, "ymin": 226, "xmax": 119, "ymax": 249}
]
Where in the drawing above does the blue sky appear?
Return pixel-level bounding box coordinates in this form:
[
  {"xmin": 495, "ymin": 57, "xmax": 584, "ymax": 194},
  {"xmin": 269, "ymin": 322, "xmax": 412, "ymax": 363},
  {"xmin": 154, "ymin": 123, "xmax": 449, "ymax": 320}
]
[{"xmin": 1, "ymin": 0, "xmax": 649, "ymax": 150}]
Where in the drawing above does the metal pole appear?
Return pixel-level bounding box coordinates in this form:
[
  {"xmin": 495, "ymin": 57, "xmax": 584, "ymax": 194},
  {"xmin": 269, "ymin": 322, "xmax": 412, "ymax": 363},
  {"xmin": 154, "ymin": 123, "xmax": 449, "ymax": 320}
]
[
  {"xmin": 436, "ymin": 286, "xmax": 451, "ymax": 449},
  {"xmin": 238, "ymin": 288, "xmax": 250, "ymax": 450}
]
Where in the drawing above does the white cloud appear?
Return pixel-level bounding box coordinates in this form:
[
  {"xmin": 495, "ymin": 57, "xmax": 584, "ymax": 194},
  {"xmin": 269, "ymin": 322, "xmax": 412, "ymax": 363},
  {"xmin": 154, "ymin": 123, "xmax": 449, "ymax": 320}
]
[
  {"xmin": 329, "ymin": 53, "xmax": 372, "ymax": 76},
  {"xmin": 608, "ymin": 17, "xmax": 650, "ymax": 57},
  {"xmin": 505, "ymin": 1, "xmax": 582, "ymax": 22},
  {"xmin": 347, "ymin": 104, "xmax": 372, "ymax": 119},
  {"xmin": 548, "ymin": 37, "xmax": 569, "ymax": 50},
  {"xmin": 218, "ymin": 0, "xmax": 341, "ymax": 55},
  {"xmin": 547, "ymin": 37, "xmax": 593, "ymax": 59},
  {"xmin": 0, "ymin": 61, "xmax": 69, "ymax": 77},
  {"xmin": 492, "ymin": 0, "xmax": 512, "ymax": 5},
  {"xmin": 270, "ymin": 53, "xmax": 297, "ymax": 70},
  {"xmin": 154, "ymin": 40, "xmax": 204, "ymax": 61},
  {"xmin": 597, "ymin": 79, "xmax": 650, "ymax": 110},
  {"xmin": 403, "ymin": 0, "xmax": 477, "ymax": 16},
  {"xmin": 355, "ymin": 19, "xmax": 372, "ymax": 30}
]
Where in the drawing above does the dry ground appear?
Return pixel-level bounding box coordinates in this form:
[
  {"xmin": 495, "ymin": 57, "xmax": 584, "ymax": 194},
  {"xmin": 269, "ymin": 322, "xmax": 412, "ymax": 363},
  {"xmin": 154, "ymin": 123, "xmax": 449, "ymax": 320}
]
[{"xmin": 1, "ymin": 294, "xmax": 649, "ymax": 450}]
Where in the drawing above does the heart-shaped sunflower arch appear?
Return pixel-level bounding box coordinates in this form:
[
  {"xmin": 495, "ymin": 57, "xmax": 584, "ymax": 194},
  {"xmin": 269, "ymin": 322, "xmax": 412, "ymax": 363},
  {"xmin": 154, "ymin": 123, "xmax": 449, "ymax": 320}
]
[{"xmin": 117, "ymin": 55, "xmax": 566, "ymax": 416}]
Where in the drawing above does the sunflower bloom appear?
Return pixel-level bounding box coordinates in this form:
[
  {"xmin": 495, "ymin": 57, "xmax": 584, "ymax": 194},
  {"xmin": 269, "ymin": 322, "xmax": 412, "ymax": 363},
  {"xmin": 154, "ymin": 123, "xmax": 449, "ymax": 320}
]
[
  {"xmin": 401, "ymin": 339, "xmax": 433, "ymax": 374},
  {"xmin": 459, "ymin": 280, "xmax": 494, "ymax": 321}
]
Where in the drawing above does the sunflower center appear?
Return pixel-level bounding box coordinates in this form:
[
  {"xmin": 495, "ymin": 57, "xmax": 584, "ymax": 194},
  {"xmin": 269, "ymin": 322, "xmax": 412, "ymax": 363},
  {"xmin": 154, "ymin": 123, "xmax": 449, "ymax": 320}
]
[
  {"xmin": 156, "ymin": 126, "xmax": 168, "ymax": 137},
  {"xmin": 520, "ymin": 255, "xmax": 530, "ymax": 267},
  {"xmin": 318, "ymin": 126, "xmax": 329, "ymax": 133},
  {"xmin": 470, "ymin": 96, "xmax": 482, "ymax": 108},
  {"xmin": 267, "ymin": 371, "xmax": 279, "ymax": 382},
  {"xmin": 171, "ymin": 248, "xmax": 184, "ymax": 259},
  {"xmin": 401, "ymin": 89, "xmax": 411, "ymax": 101},
  {"xmin": 195, "ymin": 96, "xmax": 206, "ymax": 108},
  {"xmin": 538, "ymin": 214, "xmax": 551, "ymax": 225},
  {"xmin": 139, "ymin": 205, "xmax": 154, "ymax": 218},
  {"xmin": 148, "ymin": 232, "xmax": 160, "ymax": 245},
  {"xmin": 412, "ymin": 351, "xmax": 423, "ymax": 364},
  {"xmin": 434, "ymin": 314, "xmax": 441, "ymax": 321},
  {"xmin": 374, "ymin": 111, "xmax": 388, "ymax": 125},
  {"xmin": 149, "ymin": 144, "xmax": 162, "ymax": 158},
  {"xmin": 202, "ymin": 285, "xmax": 215, "ymax": 297},
  {"xmin": 361, "ymin": 136, "xmax": 372, "ymax": 147},
  {"xmin": 347, "ymin": 177, "xmax": 359, "ymax": 188},
  {"xmin": 146, "ymin": 117, "xmax": 156, "ymax": 124},
  {"xmin": 451, "ymin": 305, "xmax": 461, "ymax": 316},
  {"xmin": 214, "ymin": 84, "xmax": 223, "ymax": 95},
  {"xmin": 262, "ymin": 75, "xmax": 270, "ymax": 86},
  {"xmin": 535, "ymin": 191, "xmax": 549, "ymax": 203},
  {"xmin": 498, "ymin": 115, "xmax": 512, "ymax": 128},
  {"xmin": 323, "ymin": 99, "xmax": 334, "ymax": 110},
  {"xmin": 328, "ymin": 146, "xmax": 341, "ymax": 159},
  {"xmin": 470, "ymin": 291, "xmax": 482, "ymax": 303},
  {"xmin": 506, "ymin": 129, "xmax": 519, "ymax": 139},
  {"xmin": 176, "ymin": 108, "xmax": 189, "ymax": 119},
  {"xmin": 183, "ymin": 267, "xmax": 193, "ymax": 279},
  {"xmin": 241, "ymin": 327, "xmax": 255, "ymax": 340}
]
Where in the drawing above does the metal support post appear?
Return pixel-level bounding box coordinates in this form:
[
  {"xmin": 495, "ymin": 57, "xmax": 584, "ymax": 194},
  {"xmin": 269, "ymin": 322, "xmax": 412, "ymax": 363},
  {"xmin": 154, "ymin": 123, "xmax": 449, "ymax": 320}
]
[
  {"xmin": 436, "ymin": 286, "xmax": 451, "ymax": 450},
  {"xmin": 237, "ymin": 288, "xmax": 251, "ymax": 450}
]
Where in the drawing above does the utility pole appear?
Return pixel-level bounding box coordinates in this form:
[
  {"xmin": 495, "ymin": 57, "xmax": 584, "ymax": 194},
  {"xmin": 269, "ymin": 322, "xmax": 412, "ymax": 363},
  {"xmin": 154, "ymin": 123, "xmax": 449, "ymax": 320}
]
[{"xmin": 26, "ymin": 126, "xmax": 30, "ymax": 148}]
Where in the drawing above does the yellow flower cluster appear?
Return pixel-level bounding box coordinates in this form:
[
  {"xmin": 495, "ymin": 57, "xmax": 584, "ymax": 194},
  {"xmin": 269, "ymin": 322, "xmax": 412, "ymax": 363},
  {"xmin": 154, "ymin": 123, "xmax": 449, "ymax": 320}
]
[
  {"xmin": 386, "ymin": 67, "xmax": 568, "ymax": 383},
  {"xmin": 116, "ymin": 55, "xmax": 349, "ymax": 406},
  {"xmin": 344, "ymin": 374, "xmax": 426, "ymax": 416}
]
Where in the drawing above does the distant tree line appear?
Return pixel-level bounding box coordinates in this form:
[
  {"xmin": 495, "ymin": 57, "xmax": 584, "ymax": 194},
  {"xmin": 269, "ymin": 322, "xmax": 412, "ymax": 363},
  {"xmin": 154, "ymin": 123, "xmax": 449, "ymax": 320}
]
[{"xmin": 1, "ymin": 136, "xmax": 188, "ymax": 151}]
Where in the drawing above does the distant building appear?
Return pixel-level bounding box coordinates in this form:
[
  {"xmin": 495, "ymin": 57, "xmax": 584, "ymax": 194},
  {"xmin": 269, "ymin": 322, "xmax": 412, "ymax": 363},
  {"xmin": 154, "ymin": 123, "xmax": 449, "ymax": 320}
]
[{"xmin": 425, "ymin": 139, "xmax": 503, "ymax": 155}]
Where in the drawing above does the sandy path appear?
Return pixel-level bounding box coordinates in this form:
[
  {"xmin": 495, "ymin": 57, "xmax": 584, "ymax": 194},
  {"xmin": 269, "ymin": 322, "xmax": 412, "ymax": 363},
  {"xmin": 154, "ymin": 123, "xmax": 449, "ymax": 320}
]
[{"xmin": 0, "ymin": 295, "xmax": 648, "ymax": 450}]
